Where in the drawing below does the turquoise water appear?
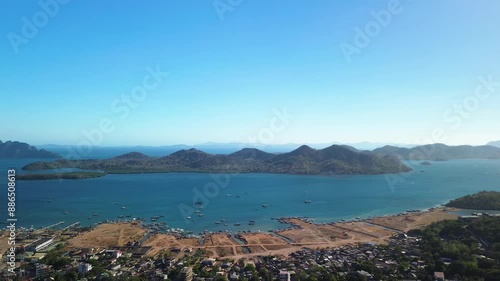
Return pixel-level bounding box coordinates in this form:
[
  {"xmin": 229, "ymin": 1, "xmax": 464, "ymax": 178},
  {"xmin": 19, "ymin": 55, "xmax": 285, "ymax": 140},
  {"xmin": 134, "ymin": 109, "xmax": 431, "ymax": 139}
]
[{"xmin": 1, "ymin": 158, "xmax": 499, "ymax": 233}]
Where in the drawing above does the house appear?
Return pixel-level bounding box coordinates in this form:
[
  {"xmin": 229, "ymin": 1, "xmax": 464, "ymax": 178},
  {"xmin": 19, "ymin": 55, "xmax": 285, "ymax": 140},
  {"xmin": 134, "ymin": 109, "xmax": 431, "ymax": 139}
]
[
  {"xmin": 279, "ymin": 270, "xmax": 291, "ymax": 281},
  {"xmin": 79, "ymin": 262, "xmax": 93, "ymax": 274},
  {"xmin": 25, "ymin": 237, "xmax": 54, "ymax": 252},
  {"xmin": 434, "ymin": 272, "xmax": 445, "ymax": 281}
]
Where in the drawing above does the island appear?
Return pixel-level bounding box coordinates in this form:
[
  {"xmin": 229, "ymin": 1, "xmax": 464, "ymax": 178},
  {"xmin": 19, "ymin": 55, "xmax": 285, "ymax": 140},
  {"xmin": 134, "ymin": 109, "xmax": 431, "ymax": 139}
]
[
  {"xmin": 22, "ymin": 144, "xmax": 412, "ymax": 178},
  {"xmin": 373, "ymin": 143, "xmax": 500, "ymax": 160},
  {"xmin": 17, "ymin": 172, "xmax": 107, "ymax": 180},
  {"xmin": 0, "ymin": 140, "xmax": 61, "ymax": 158},
  {"xmin": 445, "ymin": 191, "xmax": 500, "ymax": 210}
]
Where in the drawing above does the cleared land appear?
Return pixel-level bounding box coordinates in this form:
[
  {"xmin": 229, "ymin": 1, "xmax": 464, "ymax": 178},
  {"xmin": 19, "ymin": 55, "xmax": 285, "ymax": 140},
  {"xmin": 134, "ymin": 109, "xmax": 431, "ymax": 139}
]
[
  {"xmin": 365, "ymin": 208, "xmax": 458, "ymax": 232},
  {"xmin": 65, "ymin": 208, "xmax": 459, "ymax": 259},
  {"xmin": 67, "ymin": 222, "xmax": 146, "ymax": 249},
  {"xmin": 144, "ymin": 234, "xmax": 200, "ymax": 257}
]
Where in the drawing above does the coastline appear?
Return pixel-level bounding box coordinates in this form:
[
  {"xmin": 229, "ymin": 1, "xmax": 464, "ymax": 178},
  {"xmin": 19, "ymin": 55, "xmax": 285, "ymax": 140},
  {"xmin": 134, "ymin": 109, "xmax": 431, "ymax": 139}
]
[{"xmin": 48, "ymin": 207, "xmax": 459, "ymax": 259}]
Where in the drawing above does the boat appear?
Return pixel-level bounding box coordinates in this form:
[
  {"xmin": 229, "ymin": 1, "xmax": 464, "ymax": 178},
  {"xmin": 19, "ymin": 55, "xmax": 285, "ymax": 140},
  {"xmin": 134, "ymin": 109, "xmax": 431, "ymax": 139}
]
[
  {"xmin": 63, "ymin": 211, "xmax": 69, "ymax": 215},
  {"xmin": 194, "ymin": 201, "xmax": 203, "ymax": 206},
  {"xmin": 93, "ymin": 213, "xmax": 99, "ymax": 216},
  {"xmin": 304, "ymin": 200, "xmax": 312, "ymax": 203},
  {"xmin": 121, "ymin": 206, "xmax": 126, "ymax": 209},
  {"xmin": 224, "ymin": 223, "xmax": 228, "ymax": 226},
  {"xmin": 262, "ymin": 204, "xmax": 269, "ymax": 208},
  {"xmin": 215, "ymin": 221, "xmax": 220, "ymax": 224},
  {"xmin": 198, "ymin": 214, "xmax": 204, "ymax": 217},
  {"xmin": 249, "ymin": 220, "xmax": 256, "ymax": 225},
  {"xmin": 234, "ymin": 223, "xmax": 241, "ymax": 226}
]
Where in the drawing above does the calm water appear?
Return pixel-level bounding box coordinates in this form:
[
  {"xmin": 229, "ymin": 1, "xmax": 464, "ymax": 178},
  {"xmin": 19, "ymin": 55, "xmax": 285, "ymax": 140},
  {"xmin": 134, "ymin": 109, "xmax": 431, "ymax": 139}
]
[{"xmin": 1, "ymin": 158, "xmax": 499, "ymax": 233}]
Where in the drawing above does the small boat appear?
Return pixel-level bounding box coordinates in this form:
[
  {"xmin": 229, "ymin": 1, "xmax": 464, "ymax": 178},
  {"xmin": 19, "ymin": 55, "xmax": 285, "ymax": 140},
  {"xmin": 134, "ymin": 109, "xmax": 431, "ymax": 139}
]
[
  {"xmin": 262, "ymin": 204, "xmax": 269, "ymax": 208},
  {"xmin": 63, "ymin": 211, "xmax": 69, "ymax": 215},
  {"xmin": 121, "ymin": 206, "xmax": 126, "ymax": 209},
  {"xmin": 234, "ymin": 223, "xmax": 241, "ymax": 226},
  {"xmin": 194, "ymin": 201, "xmax": 203, "ymax": 206},
  {"xmin": 215, "ymin": 221, "xmax": 220, "ymax": 224},
  {"xmin": 304, "ymin": 200, "xmax": 312, "ymax": 203},
  {"xmin": 224, "ymin": 223, "xmax": 228, "ymax": 226},
  {"xmin": 198, "ymin": 214, "xmax": 205, "ymax": 217},
  {"xmin": 249, "ymin": 220, "xmax": 256, "ymax": 225},
  {"xmin": 93, "ymin": 213, "xmax": 99, "ymax": 216}
]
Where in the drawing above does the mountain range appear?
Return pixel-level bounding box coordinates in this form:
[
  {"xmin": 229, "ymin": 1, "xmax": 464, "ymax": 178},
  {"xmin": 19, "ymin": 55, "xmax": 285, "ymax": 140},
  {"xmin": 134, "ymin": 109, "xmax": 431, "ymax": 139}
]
[
  {"xmin": 488, "ymin": 141, "xmax": 500, "ymax": 148},
  {"xmin": 22, "ymin": 144, "xmax": 412, "ymax": 175},
  {"xmin": 0, "ymin": 140, "xmax": 62, "ymax": 158},
  {"xmin": 372, "ymin": 143, "xmax": 500, "ymax": 161}
]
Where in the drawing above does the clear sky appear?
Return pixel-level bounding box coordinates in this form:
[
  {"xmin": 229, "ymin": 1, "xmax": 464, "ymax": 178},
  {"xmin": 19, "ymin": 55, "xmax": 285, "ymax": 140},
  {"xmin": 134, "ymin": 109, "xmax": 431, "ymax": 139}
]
[{"xmin": 1, "ymin": 0, "xmax": 499, "ymax": 146}]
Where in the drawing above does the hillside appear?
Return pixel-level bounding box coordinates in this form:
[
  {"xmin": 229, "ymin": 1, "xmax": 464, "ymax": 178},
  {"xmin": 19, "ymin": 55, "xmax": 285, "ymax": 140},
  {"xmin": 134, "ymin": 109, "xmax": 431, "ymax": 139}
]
[
  {"xmin": 445, "ymin": 191, "xmax": 500, "ymax": 210},
  {"xmin": 373, "ymin": 143, "xmax": 500, "ymax": 160},
  {"xmin": 488, "ymin": 140, "xmax": 500, "ymax": 148},
  {"xmin": 22, "ymin": 145, "xmax": 411, "ymax": 176},
  {"xmin": 0, "ymin": 140, "xmax": 62, "ymax": 158}
]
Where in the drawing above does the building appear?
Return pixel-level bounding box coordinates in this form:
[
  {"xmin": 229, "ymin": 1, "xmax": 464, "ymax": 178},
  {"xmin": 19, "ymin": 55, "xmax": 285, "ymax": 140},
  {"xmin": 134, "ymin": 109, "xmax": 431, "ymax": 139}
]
[
  {"xmin": 35, "ymin": 263, "xmax": 51, "ymax": 276},
  {"xmin": 279, "ymin": 270, "xmax": 291, "ymax": 281},
  {"xmin": 25, "ymin": 237, "xmax": 54, "ymax": 252},
  {"xmin": 78, "ymin": 263, "xmax": 93, "ymax": 274},
  {"xmin": 434, "ymin": 272, "xmax": 445, "ymax": 281},
  {"xmin": 179, "ymin": 267, "xmax": 193, "ymax": 281}
]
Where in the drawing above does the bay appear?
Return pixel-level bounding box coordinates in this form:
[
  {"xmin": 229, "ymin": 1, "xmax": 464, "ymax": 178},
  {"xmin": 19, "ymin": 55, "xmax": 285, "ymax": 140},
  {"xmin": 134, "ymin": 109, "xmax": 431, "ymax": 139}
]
[{"xmin": 1, "ymin": 158, "xmax": 499, "ymax": 233}]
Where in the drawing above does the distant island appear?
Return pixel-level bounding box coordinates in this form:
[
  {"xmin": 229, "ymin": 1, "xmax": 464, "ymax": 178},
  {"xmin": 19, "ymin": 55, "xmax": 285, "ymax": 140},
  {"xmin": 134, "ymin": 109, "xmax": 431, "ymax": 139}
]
[
  {"xmin": 0, "ymin": 140, "xmax": 61, "ymax": 158},
  {"xmin": 22, "ymin": 145, "xmax": 412, "ymax": 176},
  {"xmin": 17, "ymin": 172, "xmax": 107, "ymax": 180},
  {"xmin": 373, "ymin": 143, "xmax": 500, "ymax": 161},
  {"xmin": 488, "ymin": 140, "xmax": 500, "ymax": 148},
  {"xmin": 445, "ymin": 191, "xmax": 500, "ymax": 210}
]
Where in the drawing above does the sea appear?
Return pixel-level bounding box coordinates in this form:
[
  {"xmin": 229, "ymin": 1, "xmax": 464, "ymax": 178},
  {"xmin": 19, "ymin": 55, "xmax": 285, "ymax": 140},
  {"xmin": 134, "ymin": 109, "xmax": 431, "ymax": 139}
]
[{"xmin": 1, "ymin": 152, "xmax": 500, "ymax": 234}]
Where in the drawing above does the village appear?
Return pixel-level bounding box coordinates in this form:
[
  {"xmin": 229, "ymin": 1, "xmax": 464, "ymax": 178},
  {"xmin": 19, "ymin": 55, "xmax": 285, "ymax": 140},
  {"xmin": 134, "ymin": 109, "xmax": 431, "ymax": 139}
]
[{"xmin": 1, "ymin": 207, "xmax": 474, "ymax": 280}]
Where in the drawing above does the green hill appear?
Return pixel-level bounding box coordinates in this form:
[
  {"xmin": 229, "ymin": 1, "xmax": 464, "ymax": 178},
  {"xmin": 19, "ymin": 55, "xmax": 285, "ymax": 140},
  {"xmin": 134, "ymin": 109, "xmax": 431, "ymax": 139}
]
[
  {"xmin": 446, "ymin": 191, "xmax": 500, "ymax": 210},
  {"xmin": 22, "ymin": 145, "xmax": 412, "ymax": 177}
]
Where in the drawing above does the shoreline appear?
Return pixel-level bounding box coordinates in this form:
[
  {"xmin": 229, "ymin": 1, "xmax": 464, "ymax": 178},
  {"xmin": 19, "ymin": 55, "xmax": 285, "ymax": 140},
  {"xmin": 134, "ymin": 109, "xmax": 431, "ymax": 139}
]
[{"xmin": 44, "ymin": 207, "xmax": 461, "ymax": 259}]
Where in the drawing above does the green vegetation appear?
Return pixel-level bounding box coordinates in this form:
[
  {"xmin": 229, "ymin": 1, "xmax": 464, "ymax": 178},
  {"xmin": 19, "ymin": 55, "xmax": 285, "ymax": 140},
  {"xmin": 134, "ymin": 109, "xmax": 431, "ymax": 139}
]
[
  {"xmin": 446, "ymin": 191, "xmax": 500, "ymax": 210},
  {"xmin": 22, "ymin": 145, "xmax": 412, "ymax": 177},
  {"xmin": 409, "ymin": 216, "xmax": 500, "ymax": 281},
  {"xmin": 17, "ymin": 171, "xmax": 107, "ymax": 180}
]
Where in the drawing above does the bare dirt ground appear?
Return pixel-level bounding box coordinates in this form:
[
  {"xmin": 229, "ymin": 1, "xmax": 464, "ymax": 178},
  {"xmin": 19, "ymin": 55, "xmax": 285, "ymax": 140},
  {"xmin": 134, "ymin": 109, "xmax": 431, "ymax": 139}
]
[
  {"xmin": 144, "ymin": 234, "xmax": 200, "ymax": 257},
  {"xmin": 366, "ymin": 208, "xmax": 458, "ymax": 232},
  {"xmin": 65, "ymin": 208, "xmax": 458, "ymax": 259},
  {"xmin": 66, "ymin": 222, "xmax": 146, "ymax": 249}
]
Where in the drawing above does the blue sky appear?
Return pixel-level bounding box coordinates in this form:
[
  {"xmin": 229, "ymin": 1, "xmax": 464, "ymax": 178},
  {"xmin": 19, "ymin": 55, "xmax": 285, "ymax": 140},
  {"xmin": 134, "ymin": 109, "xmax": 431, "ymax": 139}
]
[{"xmin": 1, "ymin": 0, "xmax": 499, "ymax": 146}]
